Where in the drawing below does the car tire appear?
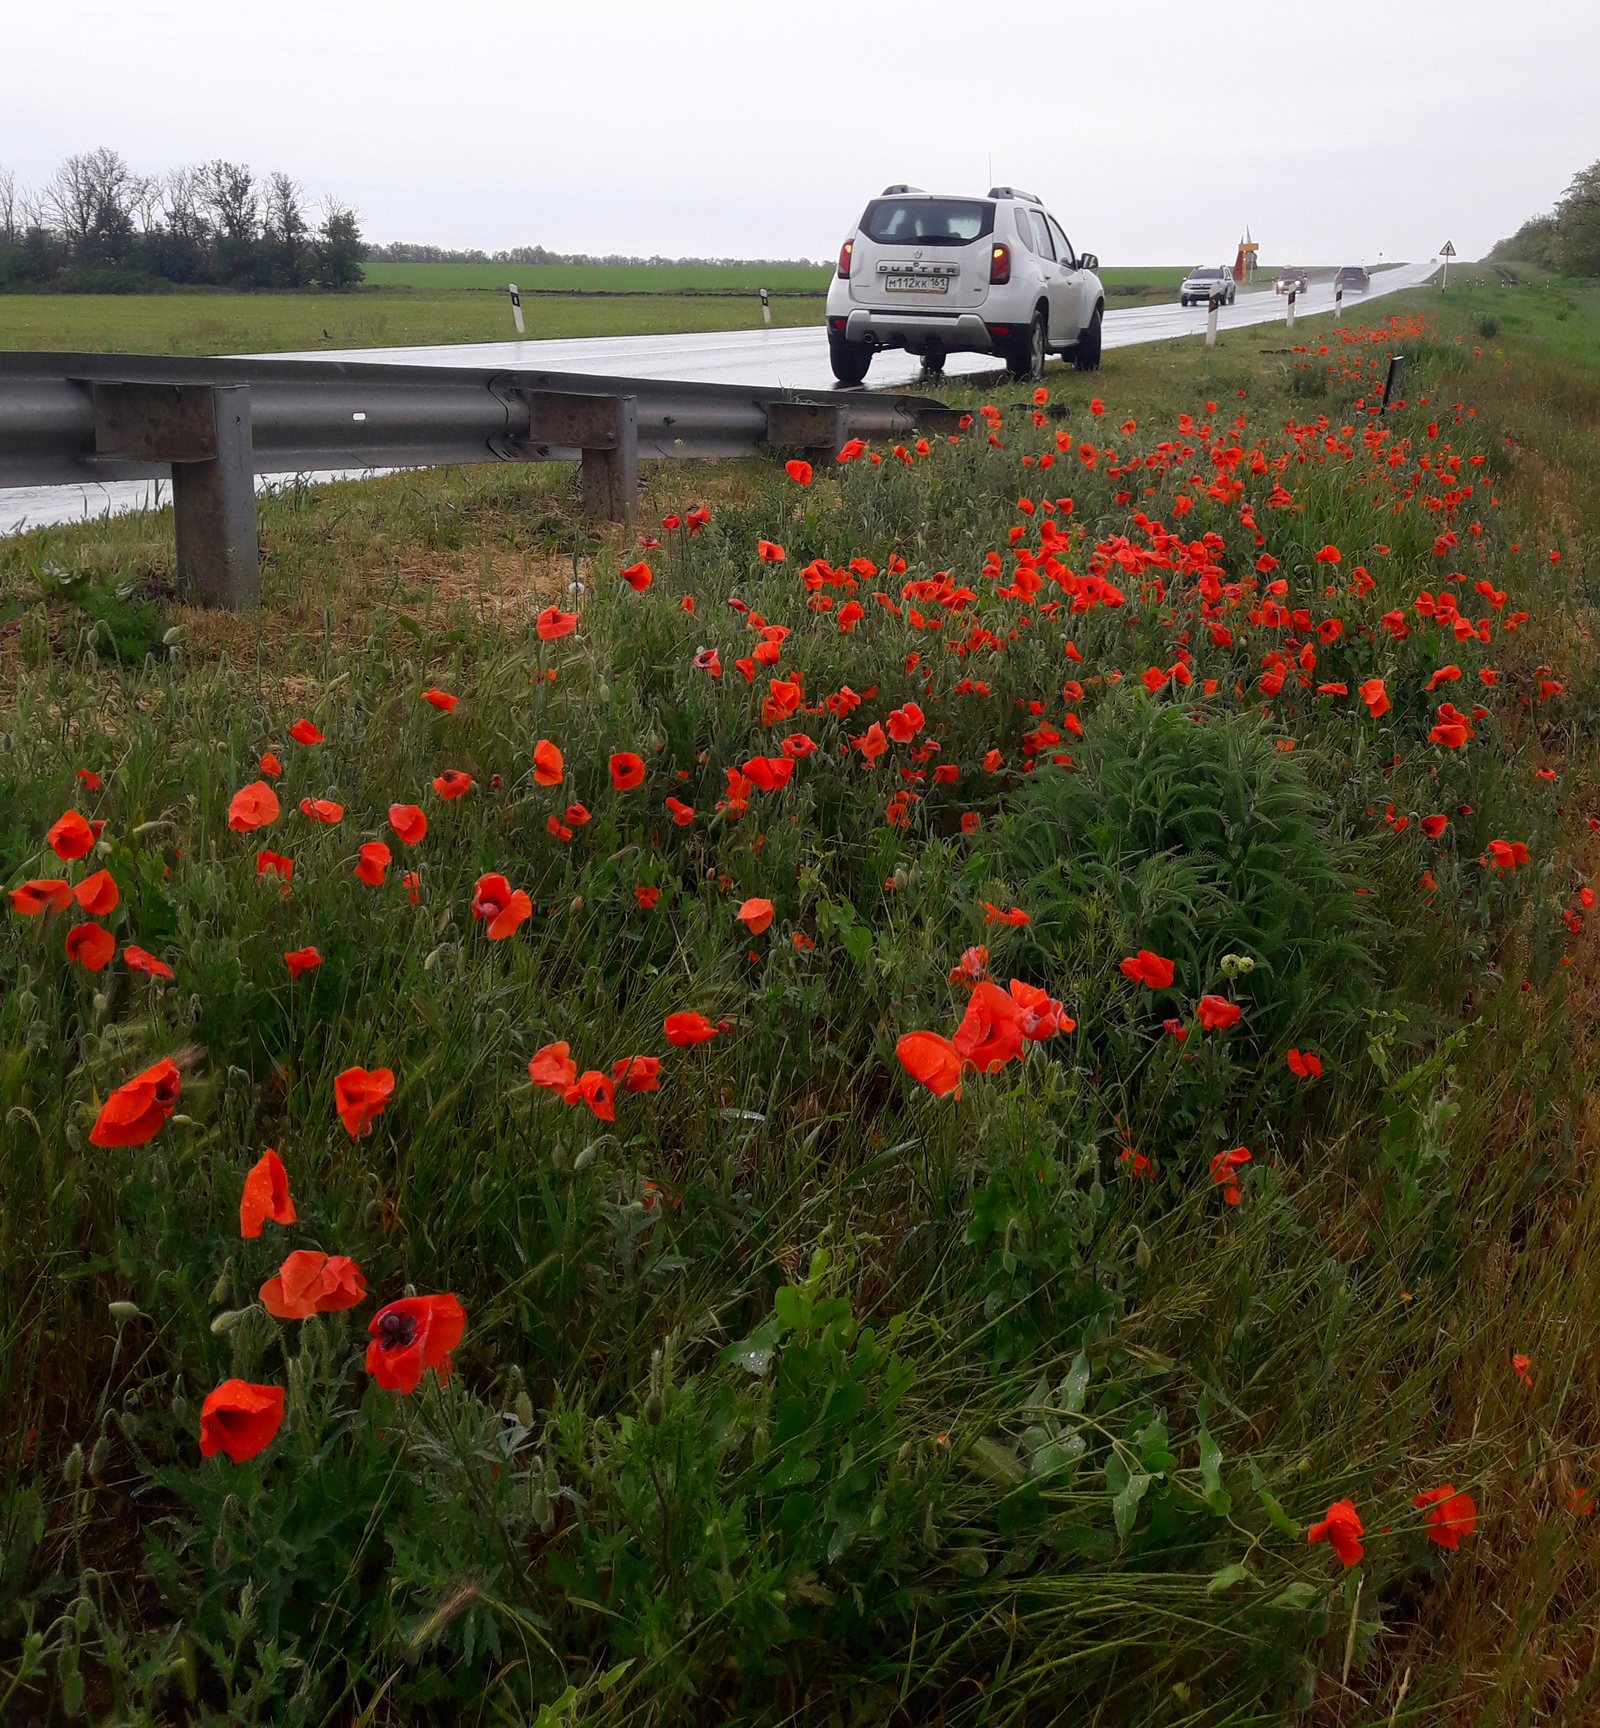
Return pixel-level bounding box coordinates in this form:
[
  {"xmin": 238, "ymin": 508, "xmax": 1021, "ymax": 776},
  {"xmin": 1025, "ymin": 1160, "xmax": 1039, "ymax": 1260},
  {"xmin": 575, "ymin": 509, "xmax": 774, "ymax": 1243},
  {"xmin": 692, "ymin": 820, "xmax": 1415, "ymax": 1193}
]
[
  {"xmin": 1073, "ymin": 306, "xmax": 1103, "ymax": 373},
  {"xmin": 828, "ymin": 330, "xmax": 872, "ymax": 386},
  {"xmin": 921, "ymin": 346, "xmax": 946, "ymax": 376},
  {"xmin": 1006, "ymin": 307, "xmax": 1047, "ymax": 381}
]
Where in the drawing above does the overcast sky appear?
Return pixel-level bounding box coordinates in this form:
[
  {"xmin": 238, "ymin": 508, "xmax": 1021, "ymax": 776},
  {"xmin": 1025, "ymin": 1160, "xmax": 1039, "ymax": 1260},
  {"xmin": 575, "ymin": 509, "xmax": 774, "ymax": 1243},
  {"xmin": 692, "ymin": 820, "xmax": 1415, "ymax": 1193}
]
[{"xmin": 5, "ymin": 0, "xmax": 1595, "ymax": 266}]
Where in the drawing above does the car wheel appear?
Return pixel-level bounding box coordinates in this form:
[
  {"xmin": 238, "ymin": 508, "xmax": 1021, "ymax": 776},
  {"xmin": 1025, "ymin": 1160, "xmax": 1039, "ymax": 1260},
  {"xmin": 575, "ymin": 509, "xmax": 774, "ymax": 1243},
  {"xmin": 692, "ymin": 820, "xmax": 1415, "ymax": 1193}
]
[
  {"xmin": 1180, "ymin": 296, "xmax": 1188, "ymax": 308},
  {"xmin": 921, "ymin": 346, "xmax": 946, "ymax": 376},
  {"xmin": 1073, "ymin": 306, "xmax": 1103, "ymax": 373},
  {"xmin": 1006, "ymin": 308, "xmax": 1047, "ymax": 380},
  {"xmin": 827, "ymin": 330, "xmax": 872, "ymax": 386}
]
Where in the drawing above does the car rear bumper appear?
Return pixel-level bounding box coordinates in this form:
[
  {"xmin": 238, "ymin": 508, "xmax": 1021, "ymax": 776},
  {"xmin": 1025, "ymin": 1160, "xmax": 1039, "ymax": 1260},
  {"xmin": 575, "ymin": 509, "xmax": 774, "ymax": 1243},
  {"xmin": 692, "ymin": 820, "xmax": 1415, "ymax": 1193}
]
[{"xmin": 840, "ymin": 308, "xmax": 996, "ymax": 351}]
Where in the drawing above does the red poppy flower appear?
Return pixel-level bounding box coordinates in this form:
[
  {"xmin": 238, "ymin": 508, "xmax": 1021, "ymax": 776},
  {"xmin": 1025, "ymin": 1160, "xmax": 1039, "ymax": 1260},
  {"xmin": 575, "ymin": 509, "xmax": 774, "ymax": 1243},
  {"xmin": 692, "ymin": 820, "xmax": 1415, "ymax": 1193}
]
[
  {"xmin": 610, "ymin": 752, "xmax": 646, "ymax": 790},
  {"xmin": 785, "ymin": 459, "xmax": 813, "ymax": 486},
  {"xmin": 536, "ymin": 604, "xmax": 578, "ymax": 640},
  {"xmin": 69, "ymin": 869, "xmax": 118, "ymax": 916},
  {"xmin": 887, "ymin": 703, "xmax": 925, "ymax": 743},
  {"xmin": 240, "ymin": 1148, "xmax": 296, "ymax": 1238},
  {"xmin": 260, "ymin": 1249, "xmax": 367, "ymax": 1320},
  {"xmin": 284, "ymin": 946, "xmax": 322, "ymax": 978},
  {"xmin": 432, "ymin": 770, "xmax": 472, "ymax": 800},
  {"xmin": 781, "ymin": 733, "xmax": 817, "ymax": 761},
  {"xmin": 470, "ymin": 872, "xmax": 531, "ymax": 939},
  {"xmin": 299, "ymin": 797, "xmax": 343, "ymax": 825},
  {"xmin": 388, "ymin": 804, "xmax": 427, "ymax": 846},
  {"xmin": 952, "ymin": 980, "xmax": 1025, "ymax": 1073},
  {"xmin": 334, "ymin": 1066, "xmax": 394, "ymax": 1138},
  {"xmin": 1209, "ymin": 1146, "xmax": 1251, "ymax": 1204},
  {"xmin": 256, "ymin": 850, "xmax": 292, "ymax": 885},
  {"xmin": 564, "ymin": 1069, "xmax": 615, "ymax": 1121},
  {"xmin": 199, "ymin": 1380, "xmax": 285, "ymax": 1463},
  {"xmin": 1308, "ymin": 1499, "xmax": 1364, "ymax": 1566},
  {"xmin": 1119, "ymin": 950, "xmax": 1175, "ymax": 989},
  {"xmin": 354, "ymin": 841, "xmax": 391, "ymax": 887},
  {"xmin": 736, "ymin": 897, "xmax": 774, "ymax": 935},
  {"xmin": 421, "ymin": 688, "xmax": 457, "ymax": 712},
  {"xmin": 619, "ymin": 560, "xmax": 652, "ymax": 593},
  {"xmin": 634, "ymin": 884, "xmax": 661, "ymax": 910},
  {"xmin": 1197, "ymin": 994, "xmax": 1241, "ymax": 1032},
  {"xmin": 665, "ymin": 796, "xmax": 695, "ymax": 827},
  {"xmin": 1513, "ymin": 1352, "xmax": 1532, "ymax": 1385},
  {"xmin": 259, "ymin": 751, "xmax": 283, "ymax": 777},
  {"xmin": 1429, "ymin": 722, "xmax": 1471, "ymax": 748},
  {"xmin": 365, "ymin": 1294, "xmax": 466, "ymax": 1395},
  {"xmin": 897, "ymin": 1029, "xmax": 965, "ymax": 1097},
  {"xmin": 289, "ymin": 719, "xmax": 324, "ymax": 745},
  {"xmin": 65, "ymin": 921, "xmax": 115, "ymax": 972},
  {"xmin": 1313, "ymin": 545, "xmax": 1341, "ymax": 565},
  {"xmin": 982, "ymin": 902, "xmax": 1029, "ymax": 927},
  {"xmin": 612, "ymin": 1055, "xmax": 661, "ymax": 1092},
  {"xmin": 1413, "ymin": 1484, "xmax": 1476, "ymax": 1549},
  {"xmin": 529, "ymin": 1041, "xmax": 578, "ymax": 1092},
  {"xmin": 1163, "ymin": 1018, "xmax": 1188, "ymax": 1042},
  {"xmin": 1009, "ymin": 978, "xmax": 1072, "ymax": 1039},
  {"xmin": 90, "ymin": 1056, "xmax": 180, "ymax": 1148},
  {"xmin": 76, "ymin": 768, "xmax": 102, "ymax": 790},
  {"xmin": 523, "ymin": 739, "xmax": 563, "ymax": 789},
  {"xmin": 983, "ymin": 749, "xmax": 1004, "ymax": 772},
  {"xmin": 123, "ymin": 944, "xmax": 174, "ymax": 981},
  {"xmin": 741, "ymin": 756, "xmax": 794, "ymax": 792},
  {"xmin": 228, "ymin": 783, "xmax": 282, "ymax": 832},
  {"xmin": 664, "ymin": 1011, "xmax": 718, "ymax": 1046},
  {"xmin": 961, "ymin": 812, "xmax": 980, "ymax": 835},
  {"xmin": 9, "ymin": 878, "xmax": 72, "ymax": 916},
  {"xmin": 757, "ymin": 540, "xmax": 786, "ymax": 562},
  {"xmin": 1287, "ymin": 1048, "xmax": 1322, "ymax": 1079},
  {"xmin": 1421, "ymin": 814, "xmax": 1448, "ymax": 838},
  {"xmin": 564, "ymin": 803, "xmax": 591, "ymax": 828}
]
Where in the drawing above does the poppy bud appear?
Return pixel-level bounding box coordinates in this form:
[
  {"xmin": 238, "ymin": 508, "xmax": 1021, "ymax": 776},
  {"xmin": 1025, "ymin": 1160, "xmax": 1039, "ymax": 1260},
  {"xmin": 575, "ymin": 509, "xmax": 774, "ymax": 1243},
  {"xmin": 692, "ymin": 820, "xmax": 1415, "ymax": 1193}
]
[
  {"xmin": 88, "ymin": 1433, "xmax": 110, "ymax": 1479},
  {"xmin": 532, "ymin": 1486, "xmax": 554, "ymax": 1531},
  {"xmin": 515, "ymin": 1391, "xmax": 534, "ymax": 1429},
  {"xmin": 210, "ymin": 1307, "xmax": 251, "ymax": 1336},
  {"xmin": 1136, "ymin": 1234, "xmax": 1152, "ymax": 1274},
  {"xmin": 644, "ymin": 1392, "xmax": 664, "ymax": 1425},
  {"xmin": 108, "ymin": 1300, "xmax": 142, "ymax": 1325},
  {"xmin": 63, "ymin": 1442, "xmax": 84, "ymax": 1488}
]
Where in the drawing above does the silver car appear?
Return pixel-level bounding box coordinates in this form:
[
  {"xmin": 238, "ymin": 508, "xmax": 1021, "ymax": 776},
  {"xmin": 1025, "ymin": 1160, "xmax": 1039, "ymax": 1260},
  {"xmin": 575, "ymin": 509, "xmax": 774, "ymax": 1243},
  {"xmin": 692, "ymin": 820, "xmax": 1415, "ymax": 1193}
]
[
  {"xmin": 824, "ymin": 186, "xmax": 1105, "ymax": 383},
  {"xmin": 1180, "ymin": 266, "xmax": 1236, "ymax": 308}
]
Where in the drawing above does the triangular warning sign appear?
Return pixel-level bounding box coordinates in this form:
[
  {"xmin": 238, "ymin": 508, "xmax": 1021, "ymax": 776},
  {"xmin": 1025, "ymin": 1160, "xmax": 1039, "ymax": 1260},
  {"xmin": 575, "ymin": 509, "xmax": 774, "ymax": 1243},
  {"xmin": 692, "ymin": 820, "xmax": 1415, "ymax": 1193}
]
[{"xmin": 1440, "ymin": 240, "xmax": 1456, "ymax": 256}]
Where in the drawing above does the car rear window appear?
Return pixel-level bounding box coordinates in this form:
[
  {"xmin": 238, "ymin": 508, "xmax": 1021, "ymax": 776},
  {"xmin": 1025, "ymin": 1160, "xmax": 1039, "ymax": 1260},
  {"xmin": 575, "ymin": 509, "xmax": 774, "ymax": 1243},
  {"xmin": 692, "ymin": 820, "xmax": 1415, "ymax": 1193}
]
[
  {"xmin": 860, "ymin": 198, "xmax": 994, "ymax": 247},
  {"xmin": 1190, "ymin": 268, "xmax": 1220, "ymax": 278}
]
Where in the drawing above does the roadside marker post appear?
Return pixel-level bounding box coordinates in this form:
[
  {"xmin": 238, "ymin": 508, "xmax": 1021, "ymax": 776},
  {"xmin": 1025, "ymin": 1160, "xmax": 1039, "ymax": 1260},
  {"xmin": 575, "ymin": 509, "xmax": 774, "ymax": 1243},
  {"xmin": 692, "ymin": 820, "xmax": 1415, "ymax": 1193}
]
[
  {"xmin": 1379, "ymin": 354, "xmax": 1405, "ymax": 414},
  {"xmin": 1334, "ymin": 287, "xmax": 1343, "ymax": 322},
  {"xmin": 1286, "ymin": 289, "xmax": 1295, "ymax": 330},
  {"xmin": 508, "ymin": 284, "xmax": 524, "ymax": 335},
  {"xmin": 1206, "ymin": 295, "xmax": 1218, "ymax": 347},
  {"xmin": 760, "ymin": 287, "xmax": 772, "ymax": 326}
]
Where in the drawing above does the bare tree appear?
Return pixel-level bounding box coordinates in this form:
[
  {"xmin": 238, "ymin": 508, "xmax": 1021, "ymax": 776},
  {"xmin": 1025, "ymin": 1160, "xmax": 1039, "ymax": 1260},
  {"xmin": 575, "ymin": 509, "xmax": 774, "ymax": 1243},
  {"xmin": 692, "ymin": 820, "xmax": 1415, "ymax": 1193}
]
[
  {"xmin": 128, "ymin": 173, "xmax": 164, "ymax": 235},
  {"xmin": 41, "ymin": 147, "xmax": 133, "ymax": 245},
  {"xmin": 0, "ymin": 167, "xmax": 16, "ymax": 244},
  {"xmin": 263, "ymin": 170, "xmax": 310, "ymax": 284},
  {"xmin": 200, "ymin": 160, "xmax": 258, "ymax": 242},
  {"xmin": 162, "ymin": 165, "xmax": 210, "ymax": 244}
]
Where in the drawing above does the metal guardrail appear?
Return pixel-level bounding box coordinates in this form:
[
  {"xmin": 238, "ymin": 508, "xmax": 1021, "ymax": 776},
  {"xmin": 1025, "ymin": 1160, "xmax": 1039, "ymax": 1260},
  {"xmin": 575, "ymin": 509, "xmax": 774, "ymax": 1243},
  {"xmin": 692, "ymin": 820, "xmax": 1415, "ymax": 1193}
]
[{"xmin": 0, "ymin": 352, "xmax": 963, "ymax": 609}]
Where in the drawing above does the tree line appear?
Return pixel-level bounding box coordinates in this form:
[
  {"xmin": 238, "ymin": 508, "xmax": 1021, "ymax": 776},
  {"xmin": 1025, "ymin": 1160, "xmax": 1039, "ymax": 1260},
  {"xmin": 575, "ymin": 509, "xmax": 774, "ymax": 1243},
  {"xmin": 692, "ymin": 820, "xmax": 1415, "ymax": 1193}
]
[
  {"xmin": 0, "ymin": 148, "xmax": 364, "ymax": 293},
  {"xmin": 366, "ymin": 242, "xmax": 824, "ymax": 269},
  {"xmin": 1490, "ymin": 159, "xmax": 1600, "ymax": 276}
]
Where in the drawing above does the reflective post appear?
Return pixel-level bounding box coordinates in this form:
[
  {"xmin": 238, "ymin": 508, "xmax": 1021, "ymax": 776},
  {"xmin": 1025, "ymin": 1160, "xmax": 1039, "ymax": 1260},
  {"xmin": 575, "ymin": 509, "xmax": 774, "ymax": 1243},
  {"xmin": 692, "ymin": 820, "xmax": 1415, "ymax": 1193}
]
[
  {"xmin": 1334, "ymin": 286, "xmax": 1343, "ymax": 322},
  {"xmin": 1287, "ymin": 289, "xmax": 1296, "ymax": 330},
  {"xmin": 1206, "ymin": 295, "xmax": 1218, "ymax": 346},
  {"xmin": 760, "ymin": 287, "xmax": 772, "ymax": 326},
  {"xmin": 508, "ymin": 283, "xmax": 524, "ymax": 335}
]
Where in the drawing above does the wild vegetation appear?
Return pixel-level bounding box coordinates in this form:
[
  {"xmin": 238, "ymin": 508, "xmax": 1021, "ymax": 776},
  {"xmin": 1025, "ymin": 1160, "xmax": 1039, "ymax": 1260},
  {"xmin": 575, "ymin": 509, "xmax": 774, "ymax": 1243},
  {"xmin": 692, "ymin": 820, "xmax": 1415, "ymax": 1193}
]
[
  {"xmin": 1490, "ymin": 157, "xmax": 1600, "ymax": 278},
  {"xmin": 1, "ymin": 287, "xmax": 1599, "ymax": 1724}
]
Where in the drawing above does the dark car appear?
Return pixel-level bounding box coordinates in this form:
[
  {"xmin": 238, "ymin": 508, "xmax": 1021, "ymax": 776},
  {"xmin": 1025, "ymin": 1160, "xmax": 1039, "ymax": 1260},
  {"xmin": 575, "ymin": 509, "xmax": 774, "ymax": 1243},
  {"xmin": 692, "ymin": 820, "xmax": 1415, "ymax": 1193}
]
[{"xmin": 1333, "ymin": 265, "xmax": 1370, "ymax": 292}]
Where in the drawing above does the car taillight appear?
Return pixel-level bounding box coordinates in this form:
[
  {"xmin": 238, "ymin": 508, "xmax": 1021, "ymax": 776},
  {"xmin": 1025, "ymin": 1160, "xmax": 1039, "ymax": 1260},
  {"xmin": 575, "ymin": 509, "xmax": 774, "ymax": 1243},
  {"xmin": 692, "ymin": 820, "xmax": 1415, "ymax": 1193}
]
[
  {"xmin": 837, "ymin": 238, "xmax": 854, "ymax": 278},
  {"xmin": 990, "ymin": 243, "xmax": 1011, "ymax": 286}
]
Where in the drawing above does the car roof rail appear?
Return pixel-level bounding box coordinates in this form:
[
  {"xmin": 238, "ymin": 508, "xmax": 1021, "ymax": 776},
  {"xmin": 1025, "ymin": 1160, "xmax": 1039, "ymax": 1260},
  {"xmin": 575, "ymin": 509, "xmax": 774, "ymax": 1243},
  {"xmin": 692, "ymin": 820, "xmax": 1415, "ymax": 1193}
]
[
  {"xmin": 880, "ymin": 184, "xmax": 926, "ymax": 195},
  {"xmin": 987, "ymin": 186, "xmax": 1040, "ymax": 203}
]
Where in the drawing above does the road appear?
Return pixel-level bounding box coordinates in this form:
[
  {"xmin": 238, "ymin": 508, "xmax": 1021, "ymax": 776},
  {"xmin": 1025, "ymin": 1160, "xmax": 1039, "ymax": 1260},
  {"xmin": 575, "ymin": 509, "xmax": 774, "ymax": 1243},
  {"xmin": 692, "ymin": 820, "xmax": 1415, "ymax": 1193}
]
[{"xmin": 0, "ymin": 261, "xmax": 1439, "ymax": 537}]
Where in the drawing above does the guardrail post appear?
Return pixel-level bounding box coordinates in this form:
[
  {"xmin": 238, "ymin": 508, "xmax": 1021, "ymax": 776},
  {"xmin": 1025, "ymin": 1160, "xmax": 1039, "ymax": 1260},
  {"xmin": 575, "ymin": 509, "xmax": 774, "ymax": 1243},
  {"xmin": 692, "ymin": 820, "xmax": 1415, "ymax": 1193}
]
[
  {"xmin": 581, "ymin": 395, "xmax": 637, "ymax": 525},
  {"xmin": 93, "ymin": 380, "xmax": 258, "ymax": 609},
  {"xmin": 765, "ymin": 401, "xmax": 850, "ymax": 453}
]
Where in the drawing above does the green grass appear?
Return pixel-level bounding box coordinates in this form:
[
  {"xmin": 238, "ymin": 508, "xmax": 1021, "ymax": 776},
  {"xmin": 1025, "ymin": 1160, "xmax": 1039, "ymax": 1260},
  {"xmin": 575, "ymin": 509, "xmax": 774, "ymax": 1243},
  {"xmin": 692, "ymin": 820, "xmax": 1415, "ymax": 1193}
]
[
  {"xmin": 0, "ymin": 287, "xmax": 826, "ymax": 356},
  {"xmin": 361, "ymin": 262, "xmax": 833, "ymax": 294},
  {"xmin": 2, "ymin": 289, "xmax": 1599, "ymax": 1724}
]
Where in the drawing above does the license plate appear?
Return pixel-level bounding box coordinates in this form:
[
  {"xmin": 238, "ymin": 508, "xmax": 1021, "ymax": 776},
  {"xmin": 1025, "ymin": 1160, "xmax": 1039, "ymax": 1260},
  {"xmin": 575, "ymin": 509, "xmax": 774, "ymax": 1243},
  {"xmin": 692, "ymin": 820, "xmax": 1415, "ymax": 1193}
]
[{"xmin": 884, "ymin": 274, "xmax": 948, "ymax": 294}]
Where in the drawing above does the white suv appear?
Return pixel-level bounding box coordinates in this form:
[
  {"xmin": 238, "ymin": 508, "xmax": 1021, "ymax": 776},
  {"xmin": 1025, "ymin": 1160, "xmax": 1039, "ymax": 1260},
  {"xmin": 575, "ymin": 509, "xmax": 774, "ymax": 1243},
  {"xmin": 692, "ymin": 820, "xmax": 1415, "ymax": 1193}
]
[
  {"xmin": 1179, "ymin": 267, "xmax": 1236, "ymax": 308},
  {"xmin": 824, "ymin": 186, "xmax": 1105, "ymax": 384}
]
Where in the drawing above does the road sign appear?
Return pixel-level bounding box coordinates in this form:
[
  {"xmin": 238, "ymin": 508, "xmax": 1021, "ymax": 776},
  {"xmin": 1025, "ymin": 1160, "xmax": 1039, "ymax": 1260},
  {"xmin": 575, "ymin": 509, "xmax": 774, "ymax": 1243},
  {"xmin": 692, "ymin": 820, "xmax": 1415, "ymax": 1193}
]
[{"xmin": 1440, "ymin": 241, "xmax": 1456, "ymax": 256}]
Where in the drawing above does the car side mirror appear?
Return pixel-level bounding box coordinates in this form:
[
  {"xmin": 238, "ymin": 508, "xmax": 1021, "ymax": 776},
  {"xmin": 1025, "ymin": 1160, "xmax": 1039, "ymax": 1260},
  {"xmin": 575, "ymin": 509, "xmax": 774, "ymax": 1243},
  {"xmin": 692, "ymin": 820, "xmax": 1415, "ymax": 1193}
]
[{"xmin": 1078, "ymin": 252, "xmax": 1098, "ymax": 272}]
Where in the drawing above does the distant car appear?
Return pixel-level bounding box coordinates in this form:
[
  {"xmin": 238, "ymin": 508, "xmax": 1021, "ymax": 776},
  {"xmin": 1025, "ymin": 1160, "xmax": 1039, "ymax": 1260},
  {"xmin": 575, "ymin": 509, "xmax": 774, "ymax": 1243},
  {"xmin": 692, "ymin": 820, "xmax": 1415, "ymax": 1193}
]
[
  {"xmin": 1333, "ymin": 265, "xmax": 1370, "ymax": 293},
  {"xmin": 1274, "ymin": 268, "xmax": 1309, "ymax": 296},
  {"xmin": 824, "ymin": 185, "xmax": 1106, "ymax": 382},
  {"xmin": 1179, "ymin": 267, "xmax": 1235, "ymax": 308}
]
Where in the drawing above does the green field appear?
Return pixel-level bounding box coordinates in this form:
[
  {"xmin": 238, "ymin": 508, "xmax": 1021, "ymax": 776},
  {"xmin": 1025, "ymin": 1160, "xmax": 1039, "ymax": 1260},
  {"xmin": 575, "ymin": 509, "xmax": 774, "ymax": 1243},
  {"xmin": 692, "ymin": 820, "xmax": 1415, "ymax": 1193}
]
[
  {"xmin": 361, "ymin": 262, "xmax": 833, "ymax": 294},
  {"xmin": 0, "ymin": 287, "xmax": 825, "ymax": 356},
  {"xmin": 4, "ymin": 284, "xmax": 1600, "ymax": 1722}
]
